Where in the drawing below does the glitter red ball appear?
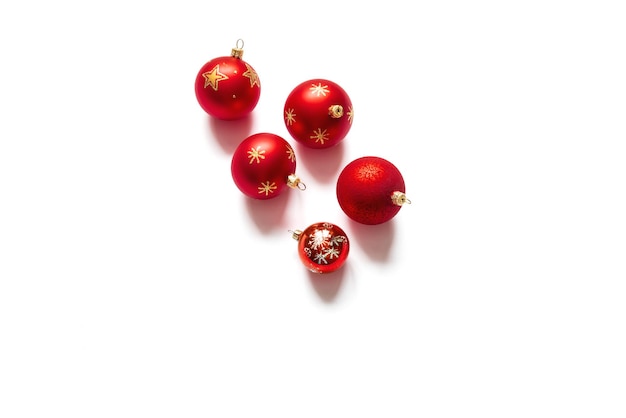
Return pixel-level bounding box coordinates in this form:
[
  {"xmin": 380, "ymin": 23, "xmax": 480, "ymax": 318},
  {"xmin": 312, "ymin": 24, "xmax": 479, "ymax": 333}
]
[
  {"xmin": 336, "ymin": 156, "xmax": 410, "ymax": 225},
  {"xmin": 231, "ymin": 133, "xmax": 305, "ymax": 200},
  {"xmin": 283, "ymin": 78, "xmax": 353, "ymax": 149},
  {"xmin": 194, "ymin": 39, "xmax": 261, "ymax": 120},
  {"xmin": 291, "ymin": 222, "xmax": 350, "ymax": 274}
]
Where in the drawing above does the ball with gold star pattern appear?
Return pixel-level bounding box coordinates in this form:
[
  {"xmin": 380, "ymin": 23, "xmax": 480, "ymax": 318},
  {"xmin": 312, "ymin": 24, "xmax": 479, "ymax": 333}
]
[
  {"xmin": 283, "ymin": 78, "xmax": 354, "ymax": 149},
  {"xmin": 194, "ymin": 39, "xmax": 261, "ymax": 120},
  {"xmin": 231, "ymin": 132, "xmax": 306, "ymax": 200}
]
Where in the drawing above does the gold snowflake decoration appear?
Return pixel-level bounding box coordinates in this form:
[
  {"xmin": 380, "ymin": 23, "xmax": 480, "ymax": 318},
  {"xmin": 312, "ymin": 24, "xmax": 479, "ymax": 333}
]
[
  {"xmin": 285, "ymin": 108, "xmax": 296, "ymax": 126},
  {"xmin": 347, "ymin": 106, "xmax": 354, "ymax": 124},
  {"xmin": 242, "ymin": 63, "xmax": 260, "ymax": 88},
  {"xmin": 310, "ymin": 128, "xmax": 329, "ymax": 145},
  {"xmin": 247, "ymin": 146, "xmax": 265, "ymax": 164},
  {"xmin": 286, "ymin": 145, "xmax": 295, "ymax": 162},
  {"xmin": 309, "ymin": 83, "xmax": 329, "ymax": 97},
  {"xmin": 258, "ymin": 181, "xmax": 277, "ymax": 196},
  {"xmin": 202, "ymin": 65, "xmax": 229, "ymax": 91}
]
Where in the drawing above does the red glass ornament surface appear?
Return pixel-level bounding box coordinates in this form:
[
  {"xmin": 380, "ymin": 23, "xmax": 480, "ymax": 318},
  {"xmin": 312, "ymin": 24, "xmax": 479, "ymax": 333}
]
[
  {"xmin": 283, "ymin": 78, "xmax": 353, "ymax": 149},
  {"xmin": 194, "ymin": 42, "xmax": 261, "ymax": 120},
  {"xmin": 292, "ymin": 222, "xmax": 349, "ymax": 274},
  {"xmin": 336, "ymin": 156, "xmax": 408, "ymax": 225},
  {"xmin": 231, "ymin": 133, "xmax": 301, "ymax": 200}
]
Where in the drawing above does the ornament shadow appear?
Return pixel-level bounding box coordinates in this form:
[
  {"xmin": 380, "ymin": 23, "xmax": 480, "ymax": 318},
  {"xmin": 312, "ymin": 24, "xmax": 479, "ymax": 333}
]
[
  {"xmin": 347, "ymin": 219, "xmax": 396, "ymax": 263},
  {"xmin": 307, "ymin": 267, "xmax": 346, "ymax": 303},
  {"xmin": 295, "ymin": 142, "xmax": 346, "ymax": 185},
  {"xmin": 244, "ymin": 191, "xmax": 291, "ymax": 235},
  {"xmin": 207, "ymin": 113, "xmax": 255, "ymax": 155}
]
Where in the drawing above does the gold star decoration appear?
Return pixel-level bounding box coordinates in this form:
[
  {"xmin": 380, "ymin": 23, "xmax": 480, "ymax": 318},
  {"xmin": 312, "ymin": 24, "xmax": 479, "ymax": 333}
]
[
  {"xmin": 202, "ymin": 65, "xmax": 229, "ymax": 91},
  {"xmin": 242, "ymin": 63, "xmax": 260, "ymax": 88}
]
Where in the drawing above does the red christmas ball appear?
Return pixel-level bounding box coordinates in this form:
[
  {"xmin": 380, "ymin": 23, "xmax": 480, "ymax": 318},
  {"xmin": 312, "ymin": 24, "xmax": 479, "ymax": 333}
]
[
  {"xmin": 283, "ymin": 78, "xmax": 353, "ymax": 149},
  {"xmin": 231, "ymin": 133, "xmax": 305, "ymax": 200},
  {"xmin": 336, "ymin": 156, "xmax": 410, "ymax": 225},
  {"xmin": 194, "ymin": 39, "xmax": 261, "ymax": 120},
  {"xmin": 291, "ymin": 222, "xmax": 349, "ymax": 274}
]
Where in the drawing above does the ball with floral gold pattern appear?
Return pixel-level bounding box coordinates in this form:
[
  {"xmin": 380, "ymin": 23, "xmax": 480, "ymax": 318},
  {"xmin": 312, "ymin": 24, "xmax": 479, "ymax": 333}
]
[{"xmin": 291, "ymin": 222, "xmax": 350, "ymax": 274}]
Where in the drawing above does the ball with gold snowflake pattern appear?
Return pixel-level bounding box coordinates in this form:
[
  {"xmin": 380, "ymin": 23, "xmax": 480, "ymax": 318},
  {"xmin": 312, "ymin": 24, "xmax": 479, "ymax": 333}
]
[{"xmin": 284, "ymin": 79, "xmax": 353, "ymax": 149}]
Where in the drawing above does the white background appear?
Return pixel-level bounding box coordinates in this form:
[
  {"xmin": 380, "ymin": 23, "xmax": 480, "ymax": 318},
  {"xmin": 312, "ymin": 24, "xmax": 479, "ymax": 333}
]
[{"xmin": 1, "ymin": 1, "xmax": 625, "ymax": 417}]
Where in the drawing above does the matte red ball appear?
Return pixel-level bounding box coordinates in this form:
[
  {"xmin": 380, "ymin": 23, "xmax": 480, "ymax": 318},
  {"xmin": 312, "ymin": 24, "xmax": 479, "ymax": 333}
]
[
  {"xmin": 292, "ymin": 222, "xmax": 349, "ymax": 274},
  {"xmin": 336, "ymin": 156, "xmax": 408, "ymax": 225},
  {"xmin": 231, "ymin": 133, "xmax": 302, "ymax": 200},
  {"xmin": 194, "ymin": 44, "xmax": 260, "ymax": 120},
  {"xmin": 283, "ymin": 78, "xmax": 353, "ymax": 149}
]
